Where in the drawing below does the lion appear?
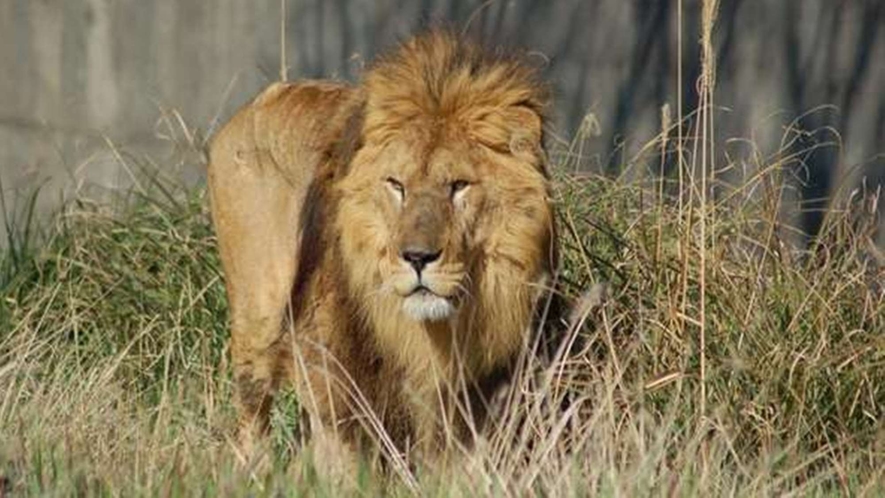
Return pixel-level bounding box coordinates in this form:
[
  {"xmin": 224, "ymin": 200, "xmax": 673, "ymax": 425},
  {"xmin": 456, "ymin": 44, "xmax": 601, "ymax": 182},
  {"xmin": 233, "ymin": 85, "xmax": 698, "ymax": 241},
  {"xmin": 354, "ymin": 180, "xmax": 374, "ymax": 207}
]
[{"xmin": 207, "ymin": 31, "xmax": 555, "ymax": 466}]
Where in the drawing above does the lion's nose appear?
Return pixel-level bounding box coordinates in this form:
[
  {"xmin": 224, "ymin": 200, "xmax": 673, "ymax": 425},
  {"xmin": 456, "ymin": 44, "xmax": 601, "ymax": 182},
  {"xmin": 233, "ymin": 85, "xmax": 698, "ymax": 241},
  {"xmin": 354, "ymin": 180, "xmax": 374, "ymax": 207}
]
[{"xmin": 400, "ymin": 247, "xmax": 442, "ymax": 274}]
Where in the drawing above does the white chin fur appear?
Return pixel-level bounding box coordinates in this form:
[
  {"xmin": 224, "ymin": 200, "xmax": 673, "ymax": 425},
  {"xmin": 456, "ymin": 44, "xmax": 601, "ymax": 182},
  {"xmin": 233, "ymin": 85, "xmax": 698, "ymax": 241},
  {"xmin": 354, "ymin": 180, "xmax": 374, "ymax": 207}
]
[{"xmin": 402, "ymin": 293, "xmax": 455, "ymax": 322}]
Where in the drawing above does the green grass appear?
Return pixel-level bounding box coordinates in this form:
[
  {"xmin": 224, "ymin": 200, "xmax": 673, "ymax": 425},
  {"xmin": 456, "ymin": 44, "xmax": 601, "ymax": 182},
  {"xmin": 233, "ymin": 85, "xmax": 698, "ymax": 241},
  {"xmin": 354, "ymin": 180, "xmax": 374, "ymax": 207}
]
[{"xmin": 0, "ymin": 143, "xmax": 882, "ymax": 495}]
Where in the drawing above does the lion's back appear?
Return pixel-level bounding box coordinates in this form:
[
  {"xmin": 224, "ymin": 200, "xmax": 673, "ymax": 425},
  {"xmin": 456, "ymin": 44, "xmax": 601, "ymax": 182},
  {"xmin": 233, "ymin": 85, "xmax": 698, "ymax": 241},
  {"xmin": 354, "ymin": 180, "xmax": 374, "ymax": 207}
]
[{"xmin": 208, "ymin": 80, "xmax": 354, "ymax": 191}]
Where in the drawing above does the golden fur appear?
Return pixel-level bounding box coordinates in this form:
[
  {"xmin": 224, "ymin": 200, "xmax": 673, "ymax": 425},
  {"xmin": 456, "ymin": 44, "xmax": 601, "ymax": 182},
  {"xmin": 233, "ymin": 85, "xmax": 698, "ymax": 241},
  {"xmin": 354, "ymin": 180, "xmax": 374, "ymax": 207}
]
[{"xmin": 207, "ymin": 31, "xmax": 554, "ymax": 462}]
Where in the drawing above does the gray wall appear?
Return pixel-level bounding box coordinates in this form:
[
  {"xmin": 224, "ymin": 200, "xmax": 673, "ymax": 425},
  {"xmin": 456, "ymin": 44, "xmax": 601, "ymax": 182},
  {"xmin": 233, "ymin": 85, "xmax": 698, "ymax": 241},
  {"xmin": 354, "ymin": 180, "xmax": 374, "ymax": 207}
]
[{"xmin": 1, "ymin": 0, "xmax": 883, "ymax": 243}]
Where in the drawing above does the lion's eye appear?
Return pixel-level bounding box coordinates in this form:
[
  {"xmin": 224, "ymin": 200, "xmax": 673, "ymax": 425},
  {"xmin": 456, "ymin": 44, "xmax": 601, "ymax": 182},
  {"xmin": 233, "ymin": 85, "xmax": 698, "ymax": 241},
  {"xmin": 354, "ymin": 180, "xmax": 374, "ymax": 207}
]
[
  {"xmin": 450, "ymin": 180, "xmax": 470, "ymax": 198},
  {"xmin": 385, "ymin": 177, "xmax": 405, "ymax": 199}
]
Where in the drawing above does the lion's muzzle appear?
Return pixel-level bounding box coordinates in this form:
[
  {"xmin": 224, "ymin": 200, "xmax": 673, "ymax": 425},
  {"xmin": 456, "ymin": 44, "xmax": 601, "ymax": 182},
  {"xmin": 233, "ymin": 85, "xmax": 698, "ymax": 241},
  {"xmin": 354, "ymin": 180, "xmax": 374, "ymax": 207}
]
[
  {"xmin": 394, "ymin": 258, "xmax": 460, "ymax": 322},
  {"xmin": 390, "ymin": 250, "xmax": 464, "ymax": 322}
]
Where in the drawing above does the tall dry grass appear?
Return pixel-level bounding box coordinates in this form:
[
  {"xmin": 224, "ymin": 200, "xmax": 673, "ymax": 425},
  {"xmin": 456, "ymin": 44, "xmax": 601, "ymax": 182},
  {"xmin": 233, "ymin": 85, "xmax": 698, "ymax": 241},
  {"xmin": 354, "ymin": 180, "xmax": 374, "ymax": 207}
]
[{"xmin": 1, "ymin": 0, "xmax": 883, "ymax": 495}]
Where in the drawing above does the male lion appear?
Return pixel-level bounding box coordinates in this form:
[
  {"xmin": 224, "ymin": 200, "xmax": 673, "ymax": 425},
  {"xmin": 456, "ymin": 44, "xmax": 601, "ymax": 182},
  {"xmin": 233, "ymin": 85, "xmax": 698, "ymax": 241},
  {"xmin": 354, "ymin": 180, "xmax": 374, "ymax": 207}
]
[{"xmin": 208, "ymin": 31, "xmax": 555, "ymax": 465}]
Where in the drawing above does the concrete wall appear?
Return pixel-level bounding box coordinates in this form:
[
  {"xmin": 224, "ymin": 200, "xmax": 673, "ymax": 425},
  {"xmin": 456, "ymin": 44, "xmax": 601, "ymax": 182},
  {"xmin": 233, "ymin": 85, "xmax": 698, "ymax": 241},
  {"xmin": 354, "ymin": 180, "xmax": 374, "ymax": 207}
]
[
  {"xmin": 0, "ymin": 0, "xmax": 285, "ymax": 209},
  {"xmin": 1, "ymin": 0, "xmax": 883, "ymax": 242}
]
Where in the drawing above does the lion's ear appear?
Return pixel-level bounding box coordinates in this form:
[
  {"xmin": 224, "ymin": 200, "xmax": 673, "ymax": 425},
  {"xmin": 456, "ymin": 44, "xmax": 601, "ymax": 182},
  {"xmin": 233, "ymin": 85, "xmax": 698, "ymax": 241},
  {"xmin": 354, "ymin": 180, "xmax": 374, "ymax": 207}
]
[
  {"xmin": 469, "ymin": 103, "xmax": 544, "ymax": 160},
  {"xmin": 504, "ymin": 104, "xmax": 544, "ymax": 164}
]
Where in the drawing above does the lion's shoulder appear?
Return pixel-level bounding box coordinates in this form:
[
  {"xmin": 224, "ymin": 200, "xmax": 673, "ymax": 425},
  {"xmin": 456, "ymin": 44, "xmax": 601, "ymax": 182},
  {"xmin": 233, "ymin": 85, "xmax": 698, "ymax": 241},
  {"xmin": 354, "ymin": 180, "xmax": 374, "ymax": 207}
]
[
  {"xmin": 211, "ymin": 80, "xmax": 354, "ymax": 150},
  {"xmin": 247, "ymin": 80, "xmax": 355, "ymax": 144},
  {"xmin": 251, "ymin": 80, "xmax": 351, "ymax": 110},
  {"xmin": 209, "ymin": 79, "xmax": 358, "ymax": 188}
]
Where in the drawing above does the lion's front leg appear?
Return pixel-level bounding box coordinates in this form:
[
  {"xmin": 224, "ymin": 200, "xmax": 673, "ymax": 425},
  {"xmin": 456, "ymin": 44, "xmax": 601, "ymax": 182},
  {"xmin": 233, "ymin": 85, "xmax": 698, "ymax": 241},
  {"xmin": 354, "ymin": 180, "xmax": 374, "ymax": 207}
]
[
  {"xmin": 230, "ymin": 318, "xmax": 289, "ymax": 456},
  {"xmin": 207, "ymin": 128, "xmax": 304, "ymax": 456}
]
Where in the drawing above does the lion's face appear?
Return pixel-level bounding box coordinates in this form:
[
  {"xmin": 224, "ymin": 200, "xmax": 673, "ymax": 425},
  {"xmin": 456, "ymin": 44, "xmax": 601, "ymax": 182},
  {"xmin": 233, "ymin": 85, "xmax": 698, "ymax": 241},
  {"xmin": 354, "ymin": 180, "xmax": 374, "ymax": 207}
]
[
  {"xmin": 377, "ymin": 139, "xmax": 480, "ymax": 321},
  {"xmin": 336, "ymin": 125, "xmax": 552, "ymax": 324}
]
